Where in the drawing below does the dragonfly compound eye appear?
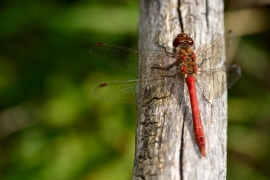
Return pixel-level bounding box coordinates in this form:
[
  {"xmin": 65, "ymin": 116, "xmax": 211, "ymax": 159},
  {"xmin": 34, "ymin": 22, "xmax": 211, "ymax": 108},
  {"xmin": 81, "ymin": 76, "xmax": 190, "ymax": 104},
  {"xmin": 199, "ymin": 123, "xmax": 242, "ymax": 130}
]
[
  {"xmin": 186, "ymin": 37, "xmax": 194, "ymax": 46},
  {"xmin": 173, "ymin": 33, "xmax": 194, "ymax": 47}
]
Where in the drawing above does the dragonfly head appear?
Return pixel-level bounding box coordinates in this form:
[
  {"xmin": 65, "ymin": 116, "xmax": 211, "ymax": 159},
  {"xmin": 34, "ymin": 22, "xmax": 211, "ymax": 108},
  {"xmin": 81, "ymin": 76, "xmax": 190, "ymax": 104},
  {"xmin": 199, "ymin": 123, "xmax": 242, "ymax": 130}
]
[{"xmin": 173, "ymin": 33, "xmax": 194, "ymax": 49}]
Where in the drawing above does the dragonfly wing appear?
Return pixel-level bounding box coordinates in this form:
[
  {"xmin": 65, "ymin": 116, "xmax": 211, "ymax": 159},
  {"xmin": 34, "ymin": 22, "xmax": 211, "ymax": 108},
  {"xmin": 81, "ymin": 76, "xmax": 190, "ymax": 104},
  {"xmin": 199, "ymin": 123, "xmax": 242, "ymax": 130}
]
[
  {"xmin": 90, "ymin": 43, "xmax": 176, "ymax": 74},
  {"xmin": 196, "ymin": 30, "xmax": 234, "ymax": 68},
  {"xmin": 227, "ymin": 64, "xmax": 241, "ymax": 89},
  {"xmin": 196, "ymin": 64, "xmax": 241, "ymax": 100},
  {"xmin": 93, "ymin": 80, "xmax": 138, "ymax": 104},
  {"xmin": 90, "ymin": 43, "xmax": 138, "ymax": 73},
  {"xmin": 196, "ymin": 67, "xmax": 227, "ymax": 100},
  {"xmin": 138, "ymin": 76, "xmax": 185, "ymax": 106},
  {"xmin": 93, "ymin": 77, "xmax": 184, "ymax": 105}
]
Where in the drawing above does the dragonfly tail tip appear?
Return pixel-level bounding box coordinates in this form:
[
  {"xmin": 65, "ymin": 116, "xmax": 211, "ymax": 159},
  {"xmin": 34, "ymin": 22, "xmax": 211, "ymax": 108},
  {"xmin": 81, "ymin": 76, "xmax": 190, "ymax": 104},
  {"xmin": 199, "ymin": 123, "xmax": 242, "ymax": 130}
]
[{"xmin": 201, "ymin": 149, "xmax": 206, "ymax": 156}]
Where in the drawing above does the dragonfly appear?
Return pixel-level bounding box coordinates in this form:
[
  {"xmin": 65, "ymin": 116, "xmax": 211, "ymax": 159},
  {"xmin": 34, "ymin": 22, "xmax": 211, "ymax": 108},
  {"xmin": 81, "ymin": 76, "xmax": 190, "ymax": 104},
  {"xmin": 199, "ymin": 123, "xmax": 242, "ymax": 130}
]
[{"xmin": 90, "ymin": 30, "xmax": 241, "ymax": 156}]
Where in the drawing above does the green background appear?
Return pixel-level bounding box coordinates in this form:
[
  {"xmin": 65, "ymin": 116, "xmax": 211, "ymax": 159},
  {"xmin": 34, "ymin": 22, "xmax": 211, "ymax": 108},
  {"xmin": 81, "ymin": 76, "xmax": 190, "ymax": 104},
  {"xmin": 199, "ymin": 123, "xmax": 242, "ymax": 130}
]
[{"xmin": 0, "ymin": 0, "xmax": 269, "ymax": 180}]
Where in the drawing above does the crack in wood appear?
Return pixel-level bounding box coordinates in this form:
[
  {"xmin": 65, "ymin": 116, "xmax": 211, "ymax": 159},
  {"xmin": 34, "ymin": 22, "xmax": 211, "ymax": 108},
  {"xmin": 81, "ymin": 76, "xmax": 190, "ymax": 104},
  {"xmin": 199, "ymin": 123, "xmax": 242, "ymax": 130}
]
[
  {"xmin": 180, "ymin": 107, "xmax": 186, "ymax": 180},
  {"xmin": 177, "ymin": 0, "xmax": 184, "ymax": 33},
  {"xmin": 144, "ymin": 96, "xmax": 170, "ymax": 104},
  {"xmin": 206, "ymin": 0, "xmax": 210, "ymax": 29},
  {"xmin": 136, "ymin": 104, "xmax": 165, "ymax": 174}
]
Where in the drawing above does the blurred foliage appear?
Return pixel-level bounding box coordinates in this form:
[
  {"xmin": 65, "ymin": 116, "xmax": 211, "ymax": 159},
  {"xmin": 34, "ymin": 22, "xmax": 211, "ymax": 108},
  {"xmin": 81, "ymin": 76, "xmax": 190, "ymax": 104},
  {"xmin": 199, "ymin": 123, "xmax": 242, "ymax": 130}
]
[
  {"xmin": 0, "ymin": 0, "xmax": 269, "ymax": 180},
  {"xmin": 0, "ymin": 0, "xmax": 137, "ymax": 180}
]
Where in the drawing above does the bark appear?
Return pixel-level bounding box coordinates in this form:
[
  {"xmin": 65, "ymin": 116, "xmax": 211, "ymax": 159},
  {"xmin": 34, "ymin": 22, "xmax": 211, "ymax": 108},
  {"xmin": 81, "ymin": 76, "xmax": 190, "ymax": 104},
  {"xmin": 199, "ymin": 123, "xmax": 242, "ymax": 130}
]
[{"xmin": 133, "ymin": 0, "xmax": 227, "ymax": 180}]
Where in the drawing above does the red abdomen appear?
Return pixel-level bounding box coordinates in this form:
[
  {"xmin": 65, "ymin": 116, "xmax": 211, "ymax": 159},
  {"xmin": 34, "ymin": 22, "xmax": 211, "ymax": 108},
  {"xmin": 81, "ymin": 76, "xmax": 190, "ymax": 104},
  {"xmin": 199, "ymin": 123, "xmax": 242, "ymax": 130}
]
[{"xmin": 186, "ymin": 75, "xmax": 206, "ymax": 156}]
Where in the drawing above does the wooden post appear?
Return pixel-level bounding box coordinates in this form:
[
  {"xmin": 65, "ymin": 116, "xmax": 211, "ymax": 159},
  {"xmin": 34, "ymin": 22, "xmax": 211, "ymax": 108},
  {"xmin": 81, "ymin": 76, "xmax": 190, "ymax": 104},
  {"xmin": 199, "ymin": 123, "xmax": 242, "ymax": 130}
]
[{"xmin": 133, "ymin": 0, "xmax": 227, "ymax": 179}]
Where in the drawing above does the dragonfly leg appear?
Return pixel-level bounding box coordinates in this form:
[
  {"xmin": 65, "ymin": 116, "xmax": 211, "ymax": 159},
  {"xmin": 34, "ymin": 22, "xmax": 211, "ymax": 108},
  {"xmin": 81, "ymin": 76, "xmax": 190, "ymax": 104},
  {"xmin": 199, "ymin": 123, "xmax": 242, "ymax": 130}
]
[
  {"xmin": 151, "ymin": 61, "xmax": 178, "ymax": 71},
  {"xmin": 162, "ymin": 46, "xmax": 176, "ymax": 56}
]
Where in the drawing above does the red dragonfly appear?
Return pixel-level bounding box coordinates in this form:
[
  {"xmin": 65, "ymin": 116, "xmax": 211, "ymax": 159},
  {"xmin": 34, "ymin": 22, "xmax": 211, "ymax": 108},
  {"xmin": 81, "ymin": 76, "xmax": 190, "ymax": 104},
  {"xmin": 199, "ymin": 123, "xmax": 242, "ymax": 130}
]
[{"xmin": 90, "ymin": 30, "xmax": 241, "ymax": 156}]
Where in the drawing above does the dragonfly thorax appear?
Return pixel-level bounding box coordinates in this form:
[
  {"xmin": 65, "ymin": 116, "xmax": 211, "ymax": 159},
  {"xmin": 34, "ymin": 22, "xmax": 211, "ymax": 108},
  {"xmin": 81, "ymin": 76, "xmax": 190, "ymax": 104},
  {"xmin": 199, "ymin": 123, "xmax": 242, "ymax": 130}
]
[
  {"xmin": 178, "ymin": 47, "xmax": 194, "ymax": 56},
  {"xmin": 179, "ymin": 53, "xmax": 198, "ymax": 77}
]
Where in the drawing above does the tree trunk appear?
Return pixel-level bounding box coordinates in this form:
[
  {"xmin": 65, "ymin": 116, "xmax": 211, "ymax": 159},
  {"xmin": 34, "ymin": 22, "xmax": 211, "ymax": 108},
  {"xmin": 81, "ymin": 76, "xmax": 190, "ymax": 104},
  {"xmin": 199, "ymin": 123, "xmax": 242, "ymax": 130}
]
[{"xmin": 133, "ymin": 0, "xmax": 227, "ymax": 180}]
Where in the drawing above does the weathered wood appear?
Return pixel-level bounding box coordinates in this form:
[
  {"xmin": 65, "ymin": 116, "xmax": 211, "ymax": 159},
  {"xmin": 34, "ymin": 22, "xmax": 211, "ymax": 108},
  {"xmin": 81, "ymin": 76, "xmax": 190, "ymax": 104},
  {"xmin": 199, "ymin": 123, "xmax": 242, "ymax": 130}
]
[{"xmin": 133, "ymin": 0, "xmax": 227, "ymax": 179}]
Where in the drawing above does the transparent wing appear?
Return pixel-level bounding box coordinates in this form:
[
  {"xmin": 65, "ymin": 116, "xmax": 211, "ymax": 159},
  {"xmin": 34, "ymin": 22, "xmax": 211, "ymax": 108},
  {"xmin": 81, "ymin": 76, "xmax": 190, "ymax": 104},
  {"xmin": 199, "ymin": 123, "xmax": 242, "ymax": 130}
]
[
  {"xmin": 195, "ymin": 30, "xmax": 234, "ymax": 68},
  {"xmin": 90, "ymin": 43, "xmax": 177, "ymax": 73},
  {"xmin": 93, "ymin": 80, "xmax": 138, "ymax": 104},
  {"xmin": 227, "ymin": 64, "xmax": 241, "ymax": 89},
  {"xmin": 196, "ymin": 64, "xmax": 241, "ymax": 99},
  {"xmin": 90, "ymin": 43, "xmax": 138, "ymax": 73},
  {"xmin": 196, "ymin": 67, "xmax": 227, "ymax": 100},
  {"xmin": 93, "ymin": 77, "xmax": 184, "ymax": 105}
]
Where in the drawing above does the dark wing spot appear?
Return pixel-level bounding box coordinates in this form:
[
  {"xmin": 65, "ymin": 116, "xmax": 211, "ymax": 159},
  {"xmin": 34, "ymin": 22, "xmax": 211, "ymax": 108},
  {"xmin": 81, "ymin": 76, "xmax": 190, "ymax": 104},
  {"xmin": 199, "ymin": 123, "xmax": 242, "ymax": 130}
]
[
  {"xmin": 96, "ymin": 43, "xmax": 106, "ymax": 46},
  {"xmin": 98, "ymin": 83, "xmax": 108, "ymax": 87}
]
